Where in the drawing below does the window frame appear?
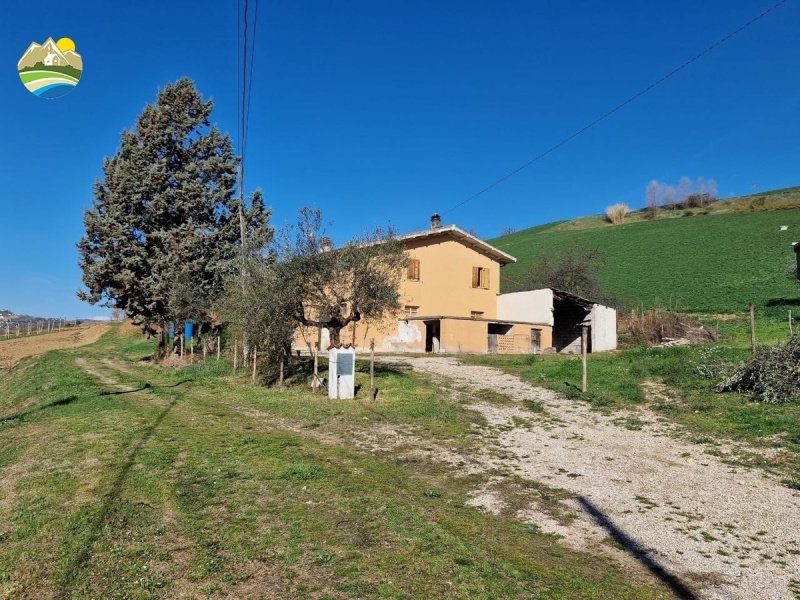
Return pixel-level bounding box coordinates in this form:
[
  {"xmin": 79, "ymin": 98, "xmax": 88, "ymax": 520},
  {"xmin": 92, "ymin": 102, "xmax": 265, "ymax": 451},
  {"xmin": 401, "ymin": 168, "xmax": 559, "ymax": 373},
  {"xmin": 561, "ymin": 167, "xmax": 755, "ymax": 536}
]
[{"xmin": 471, "ymin": 266, "xmax": 490, "ymax": 289}]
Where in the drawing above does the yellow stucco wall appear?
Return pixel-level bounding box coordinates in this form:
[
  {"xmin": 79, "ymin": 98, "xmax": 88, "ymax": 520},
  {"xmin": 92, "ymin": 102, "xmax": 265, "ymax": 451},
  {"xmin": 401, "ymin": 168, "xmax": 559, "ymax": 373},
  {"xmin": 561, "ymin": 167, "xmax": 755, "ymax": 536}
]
[
  {"xmin": 297, "ymin": 319, "xmax": 554, "ymax": 355},
  {"xmin": 399, "ymin": 236, "xmax": 500, "ymax": 318},
  {"xmin": 292, "ymin": 230, "xmax": 553, "ymax": 354}
]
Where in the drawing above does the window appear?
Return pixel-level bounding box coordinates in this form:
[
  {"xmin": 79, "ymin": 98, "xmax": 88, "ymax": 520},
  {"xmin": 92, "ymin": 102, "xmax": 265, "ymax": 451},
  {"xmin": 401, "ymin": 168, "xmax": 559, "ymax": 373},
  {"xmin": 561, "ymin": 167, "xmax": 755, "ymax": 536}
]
[
  {"xmin": 471, "ymin": 266, "xmax": 490, "ymax": 289},
  {"xmin": 470, "ymin": 311, "xmax": 484, "ymax": 319},
  {"xmin": 407, "ymin": 258, "xmax": 420, "ymax": 281},
  {"xmin": 405, "ymin": 305, "xmax": 419, "ymax": 317}
]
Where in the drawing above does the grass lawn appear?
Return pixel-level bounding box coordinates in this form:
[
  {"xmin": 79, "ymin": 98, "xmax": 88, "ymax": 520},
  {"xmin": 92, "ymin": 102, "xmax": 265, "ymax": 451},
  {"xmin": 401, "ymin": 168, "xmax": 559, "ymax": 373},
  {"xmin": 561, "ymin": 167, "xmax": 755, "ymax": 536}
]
[
  {"xmin": 463, "ymin": 316, "xmax": 800, "ymax": 485},
  {"xmin": 491, "ymin": 207, "xmax": 800, "ymax": 315},
  {"xmin": 0, "ymin": 325, "xmax": 672, "ymax": 599}
]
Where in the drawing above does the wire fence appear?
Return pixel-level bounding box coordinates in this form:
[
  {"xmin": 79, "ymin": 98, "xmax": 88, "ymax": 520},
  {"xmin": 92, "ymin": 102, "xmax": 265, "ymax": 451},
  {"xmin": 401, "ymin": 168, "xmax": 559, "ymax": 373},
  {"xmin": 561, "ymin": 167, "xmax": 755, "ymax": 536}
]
[{"xmin": 0, "ymin": 319, "xmax": 81, "ymax": 340}]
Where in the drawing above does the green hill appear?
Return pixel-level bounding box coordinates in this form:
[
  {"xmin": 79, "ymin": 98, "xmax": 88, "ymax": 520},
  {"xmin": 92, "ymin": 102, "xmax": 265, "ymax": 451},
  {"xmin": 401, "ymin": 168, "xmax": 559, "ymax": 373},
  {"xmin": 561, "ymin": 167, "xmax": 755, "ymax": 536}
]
[{"xmin": 491, "ymin": 192, "xmax": 800, "ymax": 315}]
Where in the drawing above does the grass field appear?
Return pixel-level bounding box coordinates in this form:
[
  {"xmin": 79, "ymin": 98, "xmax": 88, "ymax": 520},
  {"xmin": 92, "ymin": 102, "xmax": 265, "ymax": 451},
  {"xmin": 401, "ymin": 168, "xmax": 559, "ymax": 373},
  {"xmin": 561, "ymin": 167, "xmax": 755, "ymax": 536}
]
[
  {"xmin": 0, "ymin": 325, "xmax": 673, "ymax": 599},
  {"xmin": 492, "ymin": 197, "xmax": 800, "ymax": 315}
]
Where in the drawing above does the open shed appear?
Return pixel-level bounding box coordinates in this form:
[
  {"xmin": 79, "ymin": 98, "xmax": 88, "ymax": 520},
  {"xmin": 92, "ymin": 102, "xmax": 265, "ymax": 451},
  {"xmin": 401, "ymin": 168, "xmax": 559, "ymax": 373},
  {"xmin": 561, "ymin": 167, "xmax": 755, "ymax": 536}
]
[{"xmin": 497, "ymin": 288, "xmax": 617, "ymax": 353}]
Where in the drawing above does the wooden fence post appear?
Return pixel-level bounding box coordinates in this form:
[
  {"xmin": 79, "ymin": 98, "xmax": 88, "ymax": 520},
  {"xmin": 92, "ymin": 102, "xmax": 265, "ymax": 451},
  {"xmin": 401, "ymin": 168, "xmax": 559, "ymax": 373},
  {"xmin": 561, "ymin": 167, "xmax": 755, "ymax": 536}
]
[
  {"xmin": 370, "ymin": 338, "xmax": 376, "ymax": 401},
  {"xmin": 581, "ymin": 325, "xmax": 588, "ymax": 393},
  {"xmin": 790, "ymin": 310, "xmax": 794, "ymax": 337},
  {"xmin": 252, "ymin": 347, "xmax": 258, "ymax": 382},
  {"xmin": 749, "ymin": 303, "xmax": 757, "ymax": 355},
  {"xmin": 233, "ymin": 340, "xmax": 238, "ymax": 372},
  {"xmin": 217, "ymin": 336, "xmax": 221, "ymax": 360}
]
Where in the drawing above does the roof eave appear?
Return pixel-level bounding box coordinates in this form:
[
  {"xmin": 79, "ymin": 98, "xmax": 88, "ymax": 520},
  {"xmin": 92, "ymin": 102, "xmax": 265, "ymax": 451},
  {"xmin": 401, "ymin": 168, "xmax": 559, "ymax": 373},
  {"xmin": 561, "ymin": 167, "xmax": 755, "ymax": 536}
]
[{"xmin": 398, "ymin": 225, "xmax": 517, "ymax": 265}]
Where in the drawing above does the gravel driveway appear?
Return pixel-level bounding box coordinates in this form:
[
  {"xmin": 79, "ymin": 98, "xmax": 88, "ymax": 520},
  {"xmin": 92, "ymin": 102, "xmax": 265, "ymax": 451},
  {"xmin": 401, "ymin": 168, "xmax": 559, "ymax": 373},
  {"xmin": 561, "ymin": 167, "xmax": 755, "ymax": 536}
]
[{"xmin": 392, "ymin": 356, "xmax": 800, "ymax": 600}]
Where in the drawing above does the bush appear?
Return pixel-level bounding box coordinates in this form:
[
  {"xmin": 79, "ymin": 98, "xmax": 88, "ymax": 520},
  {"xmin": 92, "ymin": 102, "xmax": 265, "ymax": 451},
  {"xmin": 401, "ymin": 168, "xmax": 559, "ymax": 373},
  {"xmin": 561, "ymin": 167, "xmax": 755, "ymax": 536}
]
[
  {"xmin": 683, "ymin": 193, "xmax": 715, "ymax": 208},
  {"xmin": 605, "ymin": 203, "xmax": 629, "ymax": 224},
  {"xmin": 508, "ymin": 245, "xmax": 622, "ymax": 307},
  {"xmin": 716, "ymin": 336, "xmax": 800, "ymax": 403}
]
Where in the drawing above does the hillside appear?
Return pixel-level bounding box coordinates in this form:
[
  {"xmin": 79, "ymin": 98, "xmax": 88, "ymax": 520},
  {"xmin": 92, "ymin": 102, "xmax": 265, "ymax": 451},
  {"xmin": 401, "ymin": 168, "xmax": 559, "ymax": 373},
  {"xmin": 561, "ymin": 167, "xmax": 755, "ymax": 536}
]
[{"xmin": 491, "ymin": 192, "xmax": 800, "ymax": 314}]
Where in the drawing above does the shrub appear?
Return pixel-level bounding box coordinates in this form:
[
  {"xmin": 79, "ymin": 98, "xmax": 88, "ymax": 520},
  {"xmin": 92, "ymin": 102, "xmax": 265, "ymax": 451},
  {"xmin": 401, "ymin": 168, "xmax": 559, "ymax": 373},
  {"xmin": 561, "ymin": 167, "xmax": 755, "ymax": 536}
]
[
  {"xmin": 509, "ymin": 245, "xmax": 622, "ymax": 307},
  {"xmin": 605, "ymin": 203, "xmax": 629, "ymax": 224},
  {"xmin": 683, "ymin": 193, "xmax": 715, "ymax": 208},
  {"xmin": 716, "ymin": 336, "xmax": 800, "ymax": 403}
]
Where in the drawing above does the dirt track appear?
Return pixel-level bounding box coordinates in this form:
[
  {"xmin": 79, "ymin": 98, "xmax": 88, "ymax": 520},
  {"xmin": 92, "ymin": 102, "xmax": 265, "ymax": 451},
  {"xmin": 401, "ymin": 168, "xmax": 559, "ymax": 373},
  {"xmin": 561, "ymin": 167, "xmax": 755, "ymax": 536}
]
[{"xmin": 0, "ymin": 324, "xmax": 109, "ymax": 368}]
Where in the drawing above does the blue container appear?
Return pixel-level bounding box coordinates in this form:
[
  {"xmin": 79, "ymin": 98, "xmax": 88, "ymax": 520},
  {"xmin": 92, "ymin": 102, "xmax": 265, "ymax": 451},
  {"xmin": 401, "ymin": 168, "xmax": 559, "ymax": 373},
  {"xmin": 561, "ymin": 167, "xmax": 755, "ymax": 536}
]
[
  {"xmin": 184, "ymin": 321, "xmax": 194, "ymax": 340},
  {"xmin": 168, "ymin": 323, "xmax": 175, "ymax": 339}
]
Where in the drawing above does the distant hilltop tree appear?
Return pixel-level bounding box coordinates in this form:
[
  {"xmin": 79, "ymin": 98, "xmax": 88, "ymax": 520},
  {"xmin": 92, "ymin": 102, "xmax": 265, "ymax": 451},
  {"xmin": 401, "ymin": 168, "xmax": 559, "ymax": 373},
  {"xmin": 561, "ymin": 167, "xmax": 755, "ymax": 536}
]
[
  {"xmin": 78, "ymin": 78, "xmax": 272, "ymax": 358},
  {"xmin": 645, "ymin": 176, "xmax": 718, "ymax": 210}
]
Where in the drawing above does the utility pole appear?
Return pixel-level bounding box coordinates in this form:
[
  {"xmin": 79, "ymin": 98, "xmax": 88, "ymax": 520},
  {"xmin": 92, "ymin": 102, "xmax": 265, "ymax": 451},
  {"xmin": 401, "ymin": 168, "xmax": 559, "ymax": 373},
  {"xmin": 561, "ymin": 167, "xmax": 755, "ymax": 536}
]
[{"xmin": 237, "ymin": 164, "xmax": 247, "ymax": 246}]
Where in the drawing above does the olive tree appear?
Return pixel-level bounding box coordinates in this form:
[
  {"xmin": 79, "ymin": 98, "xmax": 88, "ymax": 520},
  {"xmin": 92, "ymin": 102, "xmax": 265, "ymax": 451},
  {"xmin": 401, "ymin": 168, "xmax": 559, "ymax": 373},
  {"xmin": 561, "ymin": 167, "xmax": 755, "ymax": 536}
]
[{"xmin": 278, "ymin": 208, "xmax": 407, "ymax": 345}]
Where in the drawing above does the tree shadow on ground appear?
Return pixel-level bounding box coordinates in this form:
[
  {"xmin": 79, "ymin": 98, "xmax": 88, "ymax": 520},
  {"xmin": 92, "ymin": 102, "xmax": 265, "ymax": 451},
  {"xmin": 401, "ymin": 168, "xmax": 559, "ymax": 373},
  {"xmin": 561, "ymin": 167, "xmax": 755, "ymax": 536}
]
[
  {"xmin": 99, "ymin": 379, "xmax": 191, "ymax": 396},
  {"xmin": 271, "ymin": 357, "xmax": 409, "ymax": 388},
  {"xmin": 766, "ymin": 297, "xmax": 800, "ymax": 307},
  {"xmin": 576, "ymin": 496, "xmax": 699, "ymax": 600},
  {"xmin": 0, "ymin": 395, "xmax": 78, "ymax": 426},
  {"xmin": 55, "ymin": 396, "xmax": 178, "ymax": 598},
  {"xmin": 355, "ymin": 361, "xmax": 410, "ymax": 376}
]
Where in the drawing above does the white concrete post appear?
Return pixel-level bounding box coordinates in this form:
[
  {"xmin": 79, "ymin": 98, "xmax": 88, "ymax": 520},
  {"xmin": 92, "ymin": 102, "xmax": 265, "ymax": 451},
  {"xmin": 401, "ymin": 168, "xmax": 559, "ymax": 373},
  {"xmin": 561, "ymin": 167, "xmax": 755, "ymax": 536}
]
[{"xmin": 328, "ymin": 347, "xmax": 355, "ymax": 399}]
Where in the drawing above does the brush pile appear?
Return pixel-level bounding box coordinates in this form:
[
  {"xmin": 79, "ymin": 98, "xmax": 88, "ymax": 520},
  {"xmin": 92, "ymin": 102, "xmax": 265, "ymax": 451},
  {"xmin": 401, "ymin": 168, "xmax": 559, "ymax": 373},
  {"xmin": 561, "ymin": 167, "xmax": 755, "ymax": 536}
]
[
  {"xmin": 717, "ymin": 335, "xmax": 800, "ymax": 403},
  {"xmin": 620, "ymin": 309, "xmax": 717, "ymax": 347}
]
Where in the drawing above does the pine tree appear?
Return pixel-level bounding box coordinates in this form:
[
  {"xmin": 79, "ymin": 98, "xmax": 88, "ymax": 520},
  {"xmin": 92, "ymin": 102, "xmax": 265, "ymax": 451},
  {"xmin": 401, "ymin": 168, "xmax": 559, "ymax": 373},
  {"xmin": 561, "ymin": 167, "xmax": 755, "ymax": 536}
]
[{"xmin": 78, "ymin": 78, "xmax": 271, "ymax": 357}]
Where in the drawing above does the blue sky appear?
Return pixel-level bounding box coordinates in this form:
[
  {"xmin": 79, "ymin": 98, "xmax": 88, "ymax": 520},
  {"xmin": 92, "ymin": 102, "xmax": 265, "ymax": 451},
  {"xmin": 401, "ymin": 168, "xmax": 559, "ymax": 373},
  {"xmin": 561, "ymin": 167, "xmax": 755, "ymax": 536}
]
[{"xmin": 0, "ymin": 0, "xmax": 798, "ymax": 318}]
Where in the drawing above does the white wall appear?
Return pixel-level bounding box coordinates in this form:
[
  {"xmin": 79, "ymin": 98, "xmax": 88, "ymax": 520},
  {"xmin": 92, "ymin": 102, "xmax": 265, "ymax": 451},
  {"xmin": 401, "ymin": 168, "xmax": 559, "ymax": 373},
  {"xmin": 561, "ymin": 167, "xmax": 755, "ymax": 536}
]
[
  {"xmin": 497, "ymin": 289, "xmax": 555, "ymax": 325},
  {"xmin": 590, "ymin": 304, "xmax": 617, "ymax": 352}
]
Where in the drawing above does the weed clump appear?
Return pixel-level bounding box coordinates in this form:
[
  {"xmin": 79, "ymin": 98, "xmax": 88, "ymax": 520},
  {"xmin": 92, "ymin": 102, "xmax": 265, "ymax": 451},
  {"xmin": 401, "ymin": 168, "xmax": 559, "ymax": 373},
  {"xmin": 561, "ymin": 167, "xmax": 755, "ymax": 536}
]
[
  {"xmin": 605, "ymin": 203, "xmax": 630, "ymax": 224},
  {"xmin": 716, "ymin": 336, "xmax": 800, "ymax": 403}
]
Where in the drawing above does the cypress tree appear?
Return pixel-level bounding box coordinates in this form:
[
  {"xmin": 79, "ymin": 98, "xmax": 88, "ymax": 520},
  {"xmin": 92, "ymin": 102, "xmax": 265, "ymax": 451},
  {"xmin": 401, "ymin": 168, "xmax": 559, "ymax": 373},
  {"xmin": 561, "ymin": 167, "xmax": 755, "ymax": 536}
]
[{"xmin": 78, "ymin": 78, "xmax": 270, "ymax": 357}]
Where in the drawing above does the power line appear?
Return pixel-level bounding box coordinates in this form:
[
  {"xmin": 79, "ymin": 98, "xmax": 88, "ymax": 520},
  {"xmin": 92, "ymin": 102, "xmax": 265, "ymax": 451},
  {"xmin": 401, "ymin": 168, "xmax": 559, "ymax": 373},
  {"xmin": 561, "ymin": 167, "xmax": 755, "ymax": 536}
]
[
  {"xmin": 242, "ymin": 0, "xmax": 259, "ymax": 170},
  {"xmin": 445, "ymin": 0, "xmax": 789, "ymax": 215},
  {"xmin": 236, "ymin": 0, "xmax": 260, "ymax": 244},
  {"xmin": 237, "ymin": 0, "xmax": 242, "ymax": 154},
  {"xmin": 240, "ymin": 0, "xmax": 249, "ymax": 175}
]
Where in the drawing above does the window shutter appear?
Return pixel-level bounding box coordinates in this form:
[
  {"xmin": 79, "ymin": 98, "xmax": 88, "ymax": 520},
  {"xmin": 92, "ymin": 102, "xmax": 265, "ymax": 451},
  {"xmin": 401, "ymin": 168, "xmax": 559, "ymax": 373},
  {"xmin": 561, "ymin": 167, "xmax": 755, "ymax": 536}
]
[
  {"xmin": 407, "ymin": 259, "xmax": 420, "ymax": 280},
  {"xmin": 472, "ymin": 266, "xmax": 479, "ymax": 288},
  {"xmin": 483, "ymin": 268, "xmax": 490, "ymax": 289}
]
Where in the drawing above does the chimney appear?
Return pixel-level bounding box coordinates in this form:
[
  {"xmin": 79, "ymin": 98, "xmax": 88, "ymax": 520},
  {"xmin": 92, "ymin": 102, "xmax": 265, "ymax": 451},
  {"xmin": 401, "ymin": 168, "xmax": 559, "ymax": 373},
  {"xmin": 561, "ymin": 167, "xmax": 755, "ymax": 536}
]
[
  {"xmin": 794, "ymin": 243, "xmax": 800, "ymax": 280},
  {"xmin": 430, "ymin": 213, "xmax": 442, "ymax": 229},
  {"xmin": 320, "ymin": 236, "xmax": 332, "ymax": 252}
]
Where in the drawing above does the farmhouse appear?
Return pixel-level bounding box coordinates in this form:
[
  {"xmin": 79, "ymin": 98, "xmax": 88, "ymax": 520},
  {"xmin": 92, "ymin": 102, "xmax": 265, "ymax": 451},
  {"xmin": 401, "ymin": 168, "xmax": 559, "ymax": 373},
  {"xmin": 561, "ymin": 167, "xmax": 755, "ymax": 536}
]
[
  {"xmin": 298, "ymin": 215, "xmax": 616, "ymax": 354},
  {"xmin": 44, "ymin": 52, "xmax": 61, "ymax": 66}
]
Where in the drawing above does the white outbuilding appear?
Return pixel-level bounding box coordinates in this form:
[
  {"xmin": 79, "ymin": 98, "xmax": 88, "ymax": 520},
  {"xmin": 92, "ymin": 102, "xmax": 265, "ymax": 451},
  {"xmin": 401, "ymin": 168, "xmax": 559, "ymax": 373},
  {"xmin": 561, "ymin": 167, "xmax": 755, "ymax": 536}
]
[{"xmin": 497, "ymin": 288, "xmax": 617, "ymax": 353}]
